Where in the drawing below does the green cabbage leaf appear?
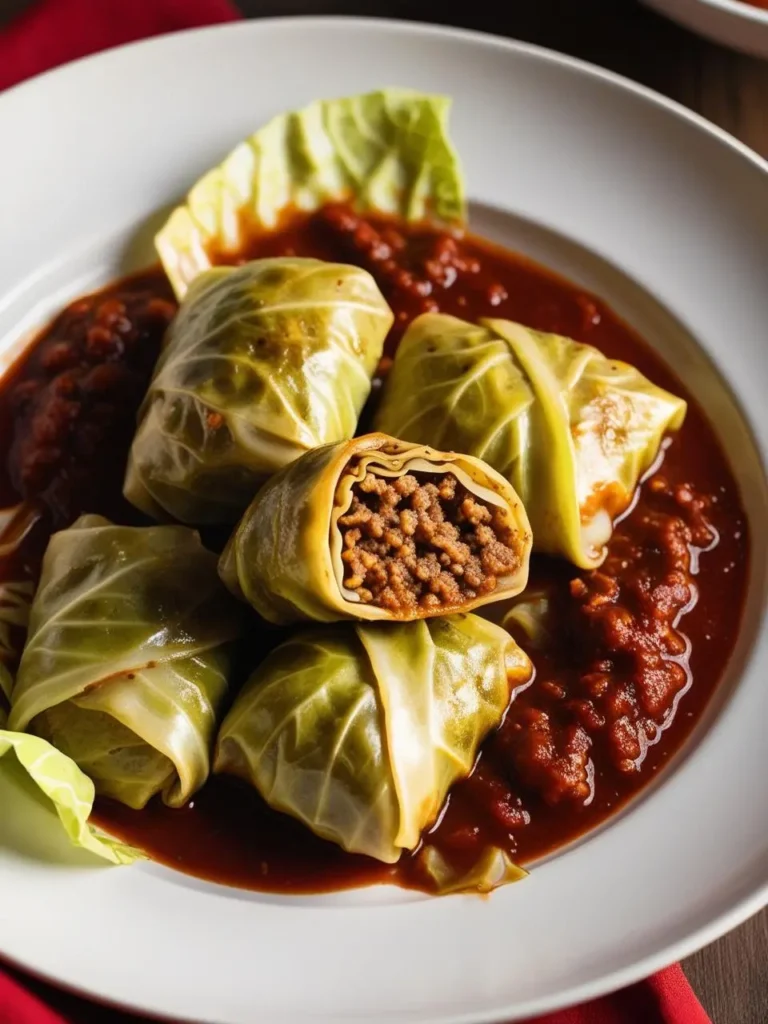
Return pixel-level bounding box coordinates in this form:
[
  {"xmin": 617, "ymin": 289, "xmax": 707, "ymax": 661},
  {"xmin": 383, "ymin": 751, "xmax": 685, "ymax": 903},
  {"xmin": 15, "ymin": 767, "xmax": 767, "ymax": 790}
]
[{"xmin": 156, "ymin": 89, "xmax": 466, "ymax": 298}]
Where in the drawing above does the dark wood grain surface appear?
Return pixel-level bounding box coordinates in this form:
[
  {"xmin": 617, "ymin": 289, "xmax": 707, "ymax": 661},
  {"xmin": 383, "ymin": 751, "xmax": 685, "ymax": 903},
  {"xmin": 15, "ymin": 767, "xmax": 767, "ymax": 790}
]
[{"xmin": 229, "ymin": 4, "xmax": 768, "ymax": 1023}]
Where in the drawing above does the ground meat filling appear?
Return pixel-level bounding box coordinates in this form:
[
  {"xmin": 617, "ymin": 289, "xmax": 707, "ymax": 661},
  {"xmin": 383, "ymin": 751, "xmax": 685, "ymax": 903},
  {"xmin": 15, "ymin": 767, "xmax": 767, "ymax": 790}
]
[{"xmin": 337, "ymin": 469, "xmax": 520, "ymax": 613}]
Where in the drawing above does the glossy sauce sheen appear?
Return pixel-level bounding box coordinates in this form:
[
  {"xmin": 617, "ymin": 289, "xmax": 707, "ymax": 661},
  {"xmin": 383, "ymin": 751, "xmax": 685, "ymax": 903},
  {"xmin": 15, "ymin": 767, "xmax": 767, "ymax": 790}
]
[{"xmin": 0, "ymin": 207, "xmax": 749, "ymax": 894}]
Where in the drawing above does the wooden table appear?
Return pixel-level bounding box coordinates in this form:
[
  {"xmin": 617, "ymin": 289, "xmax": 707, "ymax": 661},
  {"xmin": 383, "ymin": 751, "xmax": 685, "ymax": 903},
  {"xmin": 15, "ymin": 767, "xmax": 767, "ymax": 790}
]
[{"xmin": 231, "ymin": 3, "xmax": 768, "ymax": 1022}]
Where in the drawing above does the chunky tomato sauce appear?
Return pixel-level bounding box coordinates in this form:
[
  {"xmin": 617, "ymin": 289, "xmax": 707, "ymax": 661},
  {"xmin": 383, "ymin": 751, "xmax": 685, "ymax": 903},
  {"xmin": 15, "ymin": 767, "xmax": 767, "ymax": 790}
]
[
  {"xmin": 0, "ymin": 279, "xmax": 176, "ymax": 527},
  {"xmin": 0, "ymin": 206, "xmax": 749, "ymax": 894}
]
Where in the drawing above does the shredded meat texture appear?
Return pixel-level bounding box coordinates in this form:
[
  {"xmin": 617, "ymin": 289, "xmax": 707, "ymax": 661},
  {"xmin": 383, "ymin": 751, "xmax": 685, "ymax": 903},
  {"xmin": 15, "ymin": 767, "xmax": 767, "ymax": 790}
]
[{"xmin": 337, "ymin": 470, "xmax": 520, "ymax": 613}]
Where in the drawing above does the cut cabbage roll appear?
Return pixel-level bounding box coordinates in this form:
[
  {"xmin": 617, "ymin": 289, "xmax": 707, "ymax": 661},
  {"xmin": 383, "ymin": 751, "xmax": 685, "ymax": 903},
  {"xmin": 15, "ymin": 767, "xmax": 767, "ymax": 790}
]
[
  {"xmin": 156, "ymin": 89, "xmax": 465, "ymax": 298},
  {"xmin": 375, "ymin": 314, "xmax": 687, "ymax": 569},
  {"xmin": 219, "ymin": 432, "xmax": 532, "ymax": 625},
  {"xmin": 214, "ymin": 614, "xmax": 532, "ymax": 863},
  {"xmin": 8, "ymin": 515, "xmax": 243, "ymax": 810},
  {"xmin": 124, "ymin": 258, "xmax": 393, "ymax": 525}
]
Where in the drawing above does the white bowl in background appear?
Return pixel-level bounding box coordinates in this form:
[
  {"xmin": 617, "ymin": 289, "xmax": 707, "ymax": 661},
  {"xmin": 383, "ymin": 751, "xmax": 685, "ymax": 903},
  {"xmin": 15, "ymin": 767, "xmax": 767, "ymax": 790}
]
[{"xmin": 644, "ymin": 0, "xmax": 768, "ymax": 58}]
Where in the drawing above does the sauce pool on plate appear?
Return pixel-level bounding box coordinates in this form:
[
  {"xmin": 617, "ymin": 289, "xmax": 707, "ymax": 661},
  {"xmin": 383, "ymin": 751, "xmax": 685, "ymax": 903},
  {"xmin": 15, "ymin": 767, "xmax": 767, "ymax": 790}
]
[{"xmin": 0, "ymin": 206, "xmax": 749, "ymax": 894}]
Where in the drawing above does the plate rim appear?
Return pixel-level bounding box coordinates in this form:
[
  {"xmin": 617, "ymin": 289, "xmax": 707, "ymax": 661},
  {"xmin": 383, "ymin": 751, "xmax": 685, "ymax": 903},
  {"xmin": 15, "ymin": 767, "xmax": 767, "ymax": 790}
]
[
  {"xmin": 2, "ymin": 13, "xmax": 768, "ymax": 174},
  {"xmin": 0, "ymin": 15, "xmax": 766, "ymax": 1024}
]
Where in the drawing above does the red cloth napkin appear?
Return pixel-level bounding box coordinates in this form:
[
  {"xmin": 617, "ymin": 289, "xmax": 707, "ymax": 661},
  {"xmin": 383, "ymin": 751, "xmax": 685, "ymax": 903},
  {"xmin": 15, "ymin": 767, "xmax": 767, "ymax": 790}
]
[
  {"xmin": 0, "ymin": 0, "xmax": 239, "ymax": 91},
  {"xmin": 0, "ymin": 3, "xmax": 714, "ymax": 1023},
  {"xmin": 0, "ymin": 955, "xmax": 712, "ymax": 1024}
]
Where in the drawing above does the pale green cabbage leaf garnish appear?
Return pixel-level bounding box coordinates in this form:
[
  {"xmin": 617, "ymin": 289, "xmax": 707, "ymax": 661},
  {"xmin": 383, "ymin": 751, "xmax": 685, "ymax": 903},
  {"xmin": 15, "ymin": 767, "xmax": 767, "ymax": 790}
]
[
  {"xmin": 0, "ymin": 725, "xmax": 140, "ymax": 865},
  {"xmin": 156, "ymin": 88, "xmax": 466, "ymax": 298}
]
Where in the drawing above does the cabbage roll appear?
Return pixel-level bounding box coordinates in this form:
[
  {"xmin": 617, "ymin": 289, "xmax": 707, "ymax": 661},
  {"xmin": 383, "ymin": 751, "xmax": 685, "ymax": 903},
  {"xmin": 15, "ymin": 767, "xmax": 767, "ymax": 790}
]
[
  {"xmin": 8, "ymin": 515, "xmax": 243, "ymax": 810},
  {"xmin": 375, "ymin": 314, "xmax": 687, "ymax": 569},
  {"xmin": 215, "ymin": 614, "xmax": 532, "ymax": 863},
  {"xmin": 219, "ymin": 432, "xmax": 532, "ymax": 624},
  {"xmin": 124, "ymin": 258, "xmax": 393, "ymax": 525}
]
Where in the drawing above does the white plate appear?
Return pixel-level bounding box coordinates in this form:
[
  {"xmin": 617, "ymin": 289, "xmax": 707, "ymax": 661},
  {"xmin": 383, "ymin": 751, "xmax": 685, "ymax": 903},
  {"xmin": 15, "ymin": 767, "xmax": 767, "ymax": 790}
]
[
  {"xmin": 0, "ymin": 17, "xmax": 767, "ymax": 1024},
  {"xmin": 644, "ymin": 0, "xmax": 768, "ymax": 58}
]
